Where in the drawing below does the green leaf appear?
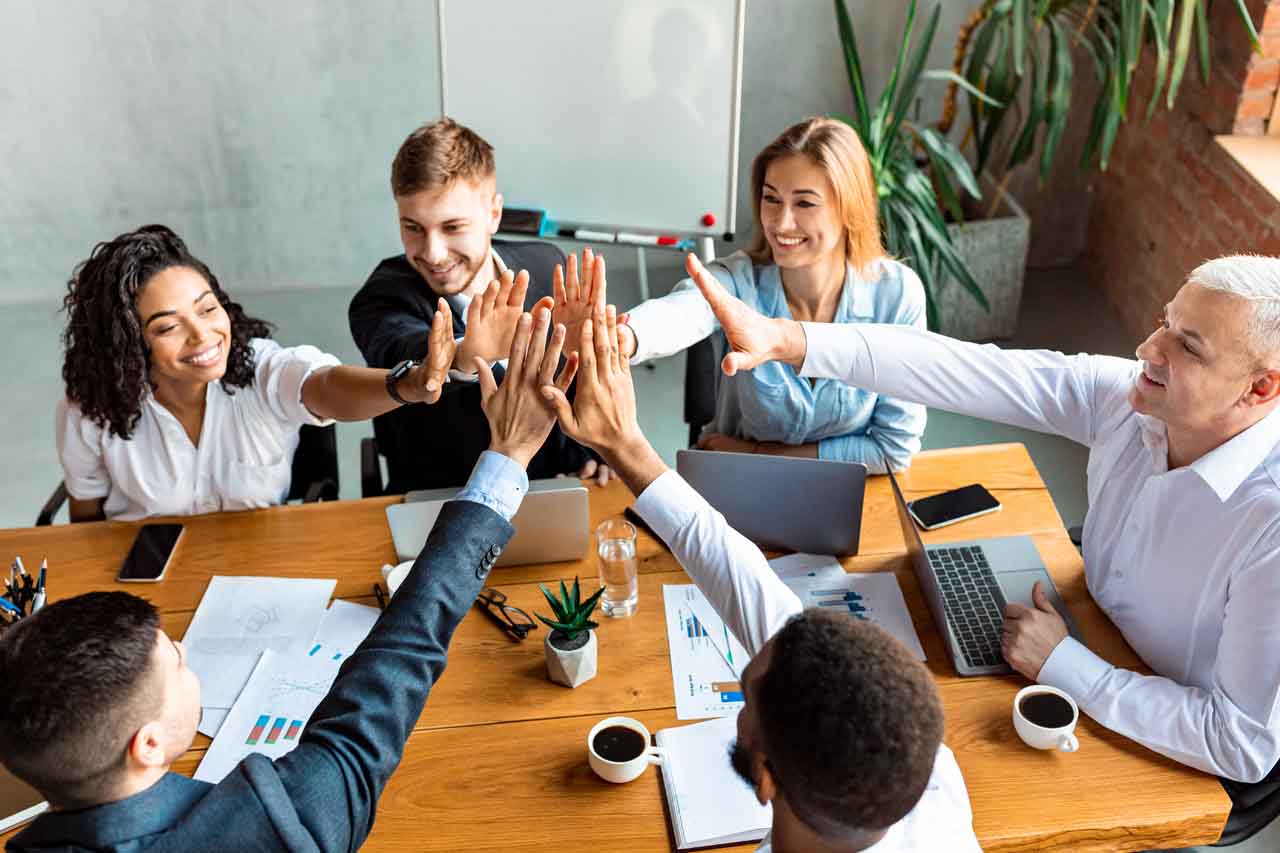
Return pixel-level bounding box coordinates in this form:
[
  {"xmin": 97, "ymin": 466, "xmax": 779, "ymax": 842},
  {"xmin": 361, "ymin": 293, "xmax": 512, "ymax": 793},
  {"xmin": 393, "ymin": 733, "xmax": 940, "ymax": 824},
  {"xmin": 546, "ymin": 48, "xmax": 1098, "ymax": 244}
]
[
  {"xmin": 1230, "ymin": 0, "xmax": 1262, "ymax": 53},
  {"xmin": 873, "ymin": 0, "xmax": 919, "ymax": 158},
  {"xmin": 1012, "ymin": 0, "xmax": 1028, "ymax": 77},
  {"xmin": 1167, "ymin": 0, "xmax": 1197, "ymax": 108},
  {"xmin": 921, "ymin": 70, "xmax": 1004, "ymax": 107},
  {"xmin": 540, "ymin": 584, "xmax": 568, "ymax": 623},
  {"xmin": 1040, "ymin": 16, "xmax": 1074, "ymax": 180},
  {"xmin": 571, "ymin": 576, "xmax": 581, "ymax": 612},
  {"xmin": 833, "ymin": 0, "xmax": 871, "ymax": 133},
  {"xmin": 1195, "ymin": 0, "xmax": 1210, "ymax": 85},
  {"xmin": 886, "ymin": 1, "xmax": 942, "ymax": 155},
  {"xmin": 976, "ymin": 27, "xmax": 1011, "ymax": 175},
  {"xmin": 579, "ymin": 584, "xmax": 606, "ymax": 617},
  {"xmin": 1145, "ymin": 0, "xmax": 1173, "ymax": 119},
  {"xmin": 1008, "ymin": 29, "xmax": 1046, "ymax": 169}
]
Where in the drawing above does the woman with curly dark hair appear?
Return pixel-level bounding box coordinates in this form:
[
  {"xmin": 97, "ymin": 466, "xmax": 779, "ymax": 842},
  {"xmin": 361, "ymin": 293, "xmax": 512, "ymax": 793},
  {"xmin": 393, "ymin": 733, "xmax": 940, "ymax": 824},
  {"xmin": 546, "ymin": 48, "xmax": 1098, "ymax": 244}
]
[{"xmin": 57, "ymin": 224, "xmax": 456, "ymax": 521}]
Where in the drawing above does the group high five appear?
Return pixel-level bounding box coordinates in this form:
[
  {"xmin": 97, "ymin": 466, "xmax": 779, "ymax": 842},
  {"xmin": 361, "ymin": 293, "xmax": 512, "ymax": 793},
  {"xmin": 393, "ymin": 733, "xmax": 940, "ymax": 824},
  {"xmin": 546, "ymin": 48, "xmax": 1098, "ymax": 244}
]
[{"xmin": 0, "ymin": 114, "xmax": 1276, "ymax": 851}]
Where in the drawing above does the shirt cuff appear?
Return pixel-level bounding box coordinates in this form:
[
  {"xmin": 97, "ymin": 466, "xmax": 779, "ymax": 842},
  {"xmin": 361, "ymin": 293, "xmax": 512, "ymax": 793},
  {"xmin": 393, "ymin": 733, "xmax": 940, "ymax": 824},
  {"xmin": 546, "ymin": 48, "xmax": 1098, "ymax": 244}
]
[
  {"xmin": 798, "ymin": 321, "xmax": 859, "ymax": 381},
  {"xmin": 1036, "ymin": 636, "xmax": 1112, "ymax": 706},
  {"xmin": 633, "ymin": 470, "xmax": 703, "ymax": 544},
  {"xmin": 455, "ymin": 450, "xmax": 529, "ymax": 521}
]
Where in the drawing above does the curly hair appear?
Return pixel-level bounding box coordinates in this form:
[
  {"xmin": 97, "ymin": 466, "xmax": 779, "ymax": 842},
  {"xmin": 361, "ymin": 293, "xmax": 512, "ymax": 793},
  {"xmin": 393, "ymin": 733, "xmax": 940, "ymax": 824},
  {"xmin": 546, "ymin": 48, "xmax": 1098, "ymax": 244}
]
[
  {"xmin": 60, "ymin": 224, "xmax": 273, "ymax": 439},
  {"xmin": 755, "ymin": 608, "xmax": 944, "ymax": 837}
]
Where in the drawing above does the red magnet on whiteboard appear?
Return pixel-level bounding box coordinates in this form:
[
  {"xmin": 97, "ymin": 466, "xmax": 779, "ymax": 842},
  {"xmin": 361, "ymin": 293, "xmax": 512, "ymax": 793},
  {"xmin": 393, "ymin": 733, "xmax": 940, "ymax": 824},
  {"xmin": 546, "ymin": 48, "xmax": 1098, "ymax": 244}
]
[{"xmin": 701, "ymin": 213, "xmax": 716, "ymax": 227}]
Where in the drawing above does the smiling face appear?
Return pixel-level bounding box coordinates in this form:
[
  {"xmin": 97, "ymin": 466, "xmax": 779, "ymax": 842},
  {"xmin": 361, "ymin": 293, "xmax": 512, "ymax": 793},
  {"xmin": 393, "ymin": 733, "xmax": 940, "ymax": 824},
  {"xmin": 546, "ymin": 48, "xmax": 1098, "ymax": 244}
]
[
  {"xmin": 758, "ymin": 154, "xmax": 845, "ymax": 270},
  {"xmin": 396, "ymin": 177, "xmax": 502, "ymax": 297},
  {"xmin": 1131, "ymin": 283, "xmax": 1261, "ymax": 436},
  {"xmin": 135, "ymin": 266, "xmax": 232, "ymax": 389}
]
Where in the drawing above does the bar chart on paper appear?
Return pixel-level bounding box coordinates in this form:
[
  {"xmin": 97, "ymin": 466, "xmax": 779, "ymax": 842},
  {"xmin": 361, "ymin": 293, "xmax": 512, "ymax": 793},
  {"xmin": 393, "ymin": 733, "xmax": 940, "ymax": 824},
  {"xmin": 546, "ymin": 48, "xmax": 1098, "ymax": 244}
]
[
  {"xmin": 786, "ymin": 572, "xmax": 927, "ymax": 661},
  {"xmin": 663, "ymin": 585, "xmax": 750, "ymax": 720}
]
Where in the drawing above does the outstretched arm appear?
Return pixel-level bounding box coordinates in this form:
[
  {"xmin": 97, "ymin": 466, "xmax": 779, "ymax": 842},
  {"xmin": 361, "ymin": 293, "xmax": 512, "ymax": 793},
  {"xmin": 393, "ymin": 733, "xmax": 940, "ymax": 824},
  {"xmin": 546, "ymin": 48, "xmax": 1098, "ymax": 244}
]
[{"xmin": 541, "ymin": 305, "xmax": 800, "ymax": 656}]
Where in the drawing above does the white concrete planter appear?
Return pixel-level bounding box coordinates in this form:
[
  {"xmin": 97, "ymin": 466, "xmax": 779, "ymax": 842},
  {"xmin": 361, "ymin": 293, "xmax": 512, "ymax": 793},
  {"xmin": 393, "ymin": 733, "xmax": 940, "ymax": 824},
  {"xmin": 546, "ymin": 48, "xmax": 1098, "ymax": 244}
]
[
  {"xmin": 545, "ymin": 629, "xmax": 597, "ymax": 688},
  {"xmin": 939, "ymin": 182, "xmax": 1031, "ymax": 342}
]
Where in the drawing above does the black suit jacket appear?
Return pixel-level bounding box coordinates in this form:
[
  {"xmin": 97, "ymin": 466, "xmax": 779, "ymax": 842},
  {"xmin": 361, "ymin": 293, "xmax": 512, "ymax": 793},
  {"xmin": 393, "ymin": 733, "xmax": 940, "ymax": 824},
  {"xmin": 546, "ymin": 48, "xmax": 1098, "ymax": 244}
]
[
  {"xmin": 349, "ymin": 240, "xmax": 591, "ymax": 492},
  {"xmin": 7, "ymin": 499, "xmax": 513, "ymax": 853}
]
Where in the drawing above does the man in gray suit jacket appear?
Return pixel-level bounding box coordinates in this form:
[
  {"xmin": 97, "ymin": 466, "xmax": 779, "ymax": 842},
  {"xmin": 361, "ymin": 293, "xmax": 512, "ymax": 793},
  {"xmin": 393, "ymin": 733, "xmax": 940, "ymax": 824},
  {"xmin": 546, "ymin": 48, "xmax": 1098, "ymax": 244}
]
[{"xmin": 0, "ymin": 306, "xmax": 576, "ymax": 852}]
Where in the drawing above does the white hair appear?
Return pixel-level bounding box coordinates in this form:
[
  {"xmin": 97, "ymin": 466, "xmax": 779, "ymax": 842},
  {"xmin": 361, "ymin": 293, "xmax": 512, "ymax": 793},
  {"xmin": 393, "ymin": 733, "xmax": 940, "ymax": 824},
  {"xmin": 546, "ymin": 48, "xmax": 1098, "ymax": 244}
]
[{"xmin": 1187, "ymin": 255, "xmax": 1280, "ymax": 360}]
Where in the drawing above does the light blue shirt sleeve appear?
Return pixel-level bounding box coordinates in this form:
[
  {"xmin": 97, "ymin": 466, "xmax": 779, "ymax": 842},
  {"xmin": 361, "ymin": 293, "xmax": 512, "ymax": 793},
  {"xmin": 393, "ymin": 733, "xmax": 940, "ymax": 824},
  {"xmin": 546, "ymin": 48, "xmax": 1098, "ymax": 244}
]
[{"xmin": 454, "ymin": 450, "xmax": 528, "ymax": 521}]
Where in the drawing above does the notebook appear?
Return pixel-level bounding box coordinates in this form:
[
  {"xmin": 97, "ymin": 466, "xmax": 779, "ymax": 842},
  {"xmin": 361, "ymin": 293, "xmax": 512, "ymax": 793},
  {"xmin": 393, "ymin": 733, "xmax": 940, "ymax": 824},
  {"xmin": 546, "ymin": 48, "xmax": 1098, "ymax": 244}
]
[
  {"xmin": 655, "ymin": 715, "xmax": 771, "ymax": 849},
  {"xmin": 0, "ymin": 765, "xmax": 47, "ymax": 834}
]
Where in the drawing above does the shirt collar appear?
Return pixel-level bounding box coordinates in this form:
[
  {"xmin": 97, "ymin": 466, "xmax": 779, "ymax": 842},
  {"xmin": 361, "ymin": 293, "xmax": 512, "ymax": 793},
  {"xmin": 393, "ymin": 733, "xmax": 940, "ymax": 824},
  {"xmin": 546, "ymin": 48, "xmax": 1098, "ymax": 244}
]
[
  {"xmin": 10, "ymin": 773, "xmax": 211, "ymax": 849},
  {"xmin": 1188, "ymin": 404, "xmax": 1280, "ymax": 502}
]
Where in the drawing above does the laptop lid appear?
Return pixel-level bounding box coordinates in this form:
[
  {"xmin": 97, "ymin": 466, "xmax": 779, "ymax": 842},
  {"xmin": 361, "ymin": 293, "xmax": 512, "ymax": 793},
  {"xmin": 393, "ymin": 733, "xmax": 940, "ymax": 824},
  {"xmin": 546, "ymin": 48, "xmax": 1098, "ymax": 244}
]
[
  {"xmin": 675, "ymin": 450, "xmax": 867, "ymax": 555},
  {"xmin": 387, "ymin": 485, "xmax": 589, "ymax": 565}
]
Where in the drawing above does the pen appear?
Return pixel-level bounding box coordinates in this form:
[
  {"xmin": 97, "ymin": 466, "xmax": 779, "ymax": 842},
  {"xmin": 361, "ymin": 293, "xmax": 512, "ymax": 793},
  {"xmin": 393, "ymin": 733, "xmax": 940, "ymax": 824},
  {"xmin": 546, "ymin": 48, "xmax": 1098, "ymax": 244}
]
[
  {"xmin": 0, "ymin": 596, "xmax": 21, "ymax": 616},
  {"xmin": 31, "ymin": 563, "xmax": 46, "ymax": 614}
]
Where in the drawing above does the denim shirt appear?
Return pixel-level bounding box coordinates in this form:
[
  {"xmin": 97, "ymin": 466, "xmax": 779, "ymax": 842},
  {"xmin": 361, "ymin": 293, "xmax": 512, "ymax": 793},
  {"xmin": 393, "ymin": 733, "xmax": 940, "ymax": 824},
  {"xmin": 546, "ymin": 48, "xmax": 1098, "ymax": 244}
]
[{"xmin": 627, "ymin": 250, "xmax": 927, "ymax": 473}]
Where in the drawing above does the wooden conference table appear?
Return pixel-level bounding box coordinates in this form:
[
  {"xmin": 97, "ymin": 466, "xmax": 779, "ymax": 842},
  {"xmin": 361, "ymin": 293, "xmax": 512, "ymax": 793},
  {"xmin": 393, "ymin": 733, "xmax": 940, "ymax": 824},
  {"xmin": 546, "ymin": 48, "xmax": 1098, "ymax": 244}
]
[{"xmin": 0, "ymin": 443, "xmax": 1229, "ymax": 851}]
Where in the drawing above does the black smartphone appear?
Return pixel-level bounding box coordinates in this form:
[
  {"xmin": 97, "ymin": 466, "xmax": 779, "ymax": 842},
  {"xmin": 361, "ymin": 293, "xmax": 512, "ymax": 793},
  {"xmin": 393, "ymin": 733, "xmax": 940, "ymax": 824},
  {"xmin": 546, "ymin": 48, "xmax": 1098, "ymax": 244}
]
[
  {"xmin": 116, "ymin": 523, "xmax": 185, "ymax": 582},
  {"xmin": 907, "ymin": 484, "xmax": 1001, "ymax": 531}
]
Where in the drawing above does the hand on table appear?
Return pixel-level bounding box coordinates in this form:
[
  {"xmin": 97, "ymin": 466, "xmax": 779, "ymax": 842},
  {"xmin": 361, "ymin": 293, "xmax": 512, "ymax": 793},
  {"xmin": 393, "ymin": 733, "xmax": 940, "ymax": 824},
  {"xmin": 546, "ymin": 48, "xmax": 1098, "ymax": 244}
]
[
  {"xmin": 457, "ymin": 269, "xmax": 554, "ymax": 373},
  {"xmin": 477, "ymin": 306, "xmax": 575, "ymax": 469},
  {"xmin": 686, "ymin": 253, "xmax": 806, "ymax": 375},
  {"xmin": 395, "ymin": 299, "xmax": 455, "ymax": 405},
  {"xmin": 1001, "ymin": 582, "xmax": 1069, "ymax": 680}
]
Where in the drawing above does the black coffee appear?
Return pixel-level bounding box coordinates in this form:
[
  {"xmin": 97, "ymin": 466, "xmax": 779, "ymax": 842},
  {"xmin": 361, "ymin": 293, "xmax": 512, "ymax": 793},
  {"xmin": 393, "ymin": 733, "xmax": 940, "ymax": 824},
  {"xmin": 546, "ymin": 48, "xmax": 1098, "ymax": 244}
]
[
  {"xmin": 593, "ymin": 725, "xmax": 646, "ymax": 762},
  {"xmin": 1019, "ymin": 693, "xmax": 1074, "ymax": 729}
]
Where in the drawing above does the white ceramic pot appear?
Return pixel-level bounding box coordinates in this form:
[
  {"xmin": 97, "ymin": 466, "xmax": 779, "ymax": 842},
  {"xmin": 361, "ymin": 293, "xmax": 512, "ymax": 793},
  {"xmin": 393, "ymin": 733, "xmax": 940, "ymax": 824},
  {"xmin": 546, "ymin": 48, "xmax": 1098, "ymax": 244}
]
[{"xmin": 545, "ymin": 629, "xmax": 597, "ymax": 688}]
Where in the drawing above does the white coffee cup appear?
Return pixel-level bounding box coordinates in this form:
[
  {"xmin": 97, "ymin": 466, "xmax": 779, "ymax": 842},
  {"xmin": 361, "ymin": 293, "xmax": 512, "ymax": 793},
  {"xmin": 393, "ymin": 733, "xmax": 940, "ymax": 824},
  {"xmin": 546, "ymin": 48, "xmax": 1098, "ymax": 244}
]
[
  {"xmin": 1013, "ymin": 685, "xmax": 1080, "ymax": 753},
  {"xmin": 587, "ymin": 716, "xmax": 666, "ymax": 784}
]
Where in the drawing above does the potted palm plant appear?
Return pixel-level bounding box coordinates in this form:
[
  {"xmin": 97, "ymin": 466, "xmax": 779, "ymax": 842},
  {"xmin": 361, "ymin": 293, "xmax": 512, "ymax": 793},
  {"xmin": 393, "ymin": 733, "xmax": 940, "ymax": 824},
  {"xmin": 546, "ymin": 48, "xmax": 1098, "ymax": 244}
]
[
  {"xmin": 537, "ymin": 577, "xmax": 604, "ymax": 688},
  {"xmin": 835, "ymin": 0, "xmax": 1029, "ymax": 341}
]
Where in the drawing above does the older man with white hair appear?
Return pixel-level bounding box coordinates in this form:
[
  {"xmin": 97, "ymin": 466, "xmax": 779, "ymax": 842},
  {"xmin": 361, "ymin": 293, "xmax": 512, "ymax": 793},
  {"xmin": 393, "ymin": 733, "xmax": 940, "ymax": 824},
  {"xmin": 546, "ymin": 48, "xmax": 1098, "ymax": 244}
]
[{"xmin": 682, "ymin": 252, "xmax": 1280, "ymax": 824}]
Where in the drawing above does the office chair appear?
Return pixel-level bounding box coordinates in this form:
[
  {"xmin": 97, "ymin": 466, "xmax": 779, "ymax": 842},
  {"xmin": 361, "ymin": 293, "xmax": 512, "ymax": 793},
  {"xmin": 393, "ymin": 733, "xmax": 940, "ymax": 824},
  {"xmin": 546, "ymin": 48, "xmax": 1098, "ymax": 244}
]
[
  {"xmin": 35, "ymin": 423, "xmax": 340, "ymax": 525},
  {"xmin": 1213, "ymin": 763, "xmax": 1280, "ymax": 846},
  {"xmin": 684, "ymin": 337, "xmax": 717, "ymax": 447}
]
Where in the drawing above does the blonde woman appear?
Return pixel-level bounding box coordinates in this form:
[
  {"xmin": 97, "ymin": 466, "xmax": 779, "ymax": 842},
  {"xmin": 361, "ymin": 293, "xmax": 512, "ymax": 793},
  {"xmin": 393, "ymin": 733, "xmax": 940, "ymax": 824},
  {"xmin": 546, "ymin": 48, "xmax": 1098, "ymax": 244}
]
[{"xmin": 614, "ymin": 117, "xmax": 926, "ymax": 472}]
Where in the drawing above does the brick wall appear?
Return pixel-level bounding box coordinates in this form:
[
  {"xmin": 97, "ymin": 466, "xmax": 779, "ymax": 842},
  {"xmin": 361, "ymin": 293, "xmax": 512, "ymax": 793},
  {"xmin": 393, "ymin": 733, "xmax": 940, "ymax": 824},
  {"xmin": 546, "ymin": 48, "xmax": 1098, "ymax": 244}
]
[{"xmin": 1081, "ymin": 0, "xmax": 1280, "ymax": 338}]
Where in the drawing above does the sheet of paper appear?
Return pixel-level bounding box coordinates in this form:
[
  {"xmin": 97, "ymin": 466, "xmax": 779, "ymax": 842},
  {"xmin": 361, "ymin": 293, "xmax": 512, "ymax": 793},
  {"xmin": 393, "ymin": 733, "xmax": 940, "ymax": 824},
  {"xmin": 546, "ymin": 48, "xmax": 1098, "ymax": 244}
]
[
  {"xmin": 194, "ymin": 649, "xmax": 343, "ymax": 783},
  {"xmin": 787, "ymin": 572, "xmax": 927, "ymax": 660},
  {"xmin": 308, "ymin": 599, "xmax": 380, "ymax": 662},
  {"xmin": 182, "ymin": 576, "xmax": 336, "ymax": 709},
  {"xmin": 655, "ymin": 714, "xmax": 771, "ymax": 849},
  {"xmin": 198, "ymin": 708, "xmax": 229, "ymax": 739},
  {"xmin": 663, "ymin": 585, "xmax": 751, "ymax": 720},
  {"xmin": 768, "ymin": 552, "xmax": 846, "ymax": 584}
]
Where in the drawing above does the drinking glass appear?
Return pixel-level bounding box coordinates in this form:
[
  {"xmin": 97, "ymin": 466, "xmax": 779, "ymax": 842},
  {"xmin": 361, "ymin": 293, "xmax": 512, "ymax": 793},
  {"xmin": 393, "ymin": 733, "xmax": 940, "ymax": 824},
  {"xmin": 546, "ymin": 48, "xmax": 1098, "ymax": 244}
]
[{"xmin": 596, "ymin": 519, "xmax": 639, "ymax": 617}]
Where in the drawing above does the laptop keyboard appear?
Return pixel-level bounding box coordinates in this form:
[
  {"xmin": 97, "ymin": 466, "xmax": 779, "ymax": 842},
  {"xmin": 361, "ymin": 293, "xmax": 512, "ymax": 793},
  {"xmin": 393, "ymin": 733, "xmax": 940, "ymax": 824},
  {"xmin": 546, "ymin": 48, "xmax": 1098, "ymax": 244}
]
[{"xmin": 929, "ymin": 545, "xmax": 1007, "ymax": 670}]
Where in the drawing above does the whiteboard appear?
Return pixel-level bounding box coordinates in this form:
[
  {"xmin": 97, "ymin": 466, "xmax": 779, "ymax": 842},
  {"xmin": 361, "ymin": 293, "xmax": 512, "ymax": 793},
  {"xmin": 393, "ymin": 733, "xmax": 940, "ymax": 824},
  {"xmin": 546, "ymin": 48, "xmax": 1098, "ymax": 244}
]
[{"xmin": 439, "ymin": 0, "xmax": 744, "ymax": 238}]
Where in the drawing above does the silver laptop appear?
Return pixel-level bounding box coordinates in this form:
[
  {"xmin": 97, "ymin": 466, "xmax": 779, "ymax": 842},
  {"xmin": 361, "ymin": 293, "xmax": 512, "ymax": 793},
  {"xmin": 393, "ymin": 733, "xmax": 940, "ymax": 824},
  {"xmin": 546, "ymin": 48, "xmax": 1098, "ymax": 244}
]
[
  {"xmin": 887, "ymin": 469, "xmax": 1082, "ymax": 677},
  {"xmin": 386, "ymin": 478, "xmax": 589, "ymax": 565},
  {"xmin": 676, "ymin": 450, "xmax": 867, "ymax": 555}
]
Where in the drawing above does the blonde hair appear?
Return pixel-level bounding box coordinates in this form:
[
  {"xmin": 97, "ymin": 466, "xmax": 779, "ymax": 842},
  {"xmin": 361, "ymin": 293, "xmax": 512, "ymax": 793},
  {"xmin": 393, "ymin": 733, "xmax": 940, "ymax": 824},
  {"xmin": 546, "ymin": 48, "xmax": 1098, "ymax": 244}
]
[
  {"xmin": 391, "ymin": 117, "xmax": 495, "ymax": 197},
  {"xmin": 746, "ymin": 117, "xmax": 884, "ymax": 276}
]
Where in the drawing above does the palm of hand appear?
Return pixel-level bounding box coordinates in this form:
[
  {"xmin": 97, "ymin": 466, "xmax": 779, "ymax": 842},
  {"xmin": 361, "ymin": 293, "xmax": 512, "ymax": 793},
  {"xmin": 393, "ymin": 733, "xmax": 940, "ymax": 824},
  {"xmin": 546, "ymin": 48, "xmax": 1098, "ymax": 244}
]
[{"xmin": 462, "ymin": 304, "xmax": 522, "ymax": 364}]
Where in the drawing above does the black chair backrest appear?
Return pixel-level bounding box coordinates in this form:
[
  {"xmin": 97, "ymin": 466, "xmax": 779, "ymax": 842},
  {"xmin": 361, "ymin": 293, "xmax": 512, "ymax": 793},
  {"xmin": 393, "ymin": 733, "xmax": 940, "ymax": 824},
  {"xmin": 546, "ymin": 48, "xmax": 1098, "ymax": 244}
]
[
  {"xmin": 1214, "ymin": 761, "xmax": 1280, "ymax": 846},
  {"xmin": 288, "ymin": 423, "xmax": 339, "ymax": 502},
  {"xmin": 683, "ymin": 337, "xmax": 718, "ymax": 448}
]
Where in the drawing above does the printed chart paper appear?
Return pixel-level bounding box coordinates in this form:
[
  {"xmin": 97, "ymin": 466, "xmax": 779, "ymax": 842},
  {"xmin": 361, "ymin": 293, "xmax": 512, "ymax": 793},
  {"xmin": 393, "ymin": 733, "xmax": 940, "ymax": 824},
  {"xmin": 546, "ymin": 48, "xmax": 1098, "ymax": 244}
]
[
  {"xmin": 194, "ymin": 650, "xmax": 343, "ymax": 783},
  {"xmin": 308, "ymin": 599, "xmax": 380, "ymax": 662},
  {"xmin": 183, "ymin": 576, "xmax": 336, "ymax": 717},
  {"xmin": 663, "ymin": 585, "xmax": 751, "ymax": 720},
  {"xmin": 767, "ymin": 552, "xmax": 846, "ymax": 584},
  {"xmin": 786, "ymin": 572, "xmax": 926, "ymax": 660}
]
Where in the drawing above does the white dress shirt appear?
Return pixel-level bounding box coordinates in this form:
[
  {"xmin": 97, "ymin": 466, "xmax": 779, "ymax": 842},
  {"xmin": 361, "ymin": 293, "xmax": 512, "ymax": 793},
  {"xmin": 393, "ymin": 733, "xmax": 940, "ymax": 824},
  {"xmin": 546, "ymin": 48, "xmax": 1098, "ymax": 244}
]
[
  {"xmin": 56, "ymin": 338, "xmax": 340, "ymax": 520},
  {"xmin": 635, "ymin": 470, "xmax": 981, "ymax": 851},
  {"xmin": 801, "ymin": 321, "xmax": 1280, "ymax": 783}
]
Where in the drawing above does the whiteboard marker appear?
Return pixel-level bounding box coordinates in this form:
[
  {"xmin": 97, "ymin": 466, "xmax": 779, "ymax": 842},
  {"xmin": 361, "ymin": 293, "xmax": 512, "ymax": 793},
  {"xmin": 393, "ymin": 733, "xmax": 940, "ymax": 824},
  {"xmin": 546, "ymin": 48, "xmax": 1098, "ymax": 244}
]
[
  {"xmin": 616, "ymin": 232, "xmax": 683, "ymax": 247},
  {"xmin": 560, "ymin": 228, "xmax": 616, "ymax": 243}
]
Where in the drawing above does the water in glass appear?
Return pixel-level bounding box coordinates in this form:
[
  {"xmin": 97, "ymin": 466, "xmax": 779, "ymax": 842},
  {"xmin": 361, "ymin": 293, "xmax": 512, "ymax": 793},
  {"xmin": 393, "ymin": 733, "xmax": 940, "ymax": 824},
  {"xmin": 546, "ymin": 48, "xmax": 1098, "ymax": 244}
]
[{"xmin": 598, "ymin": 537, "xmax": 639, "ymax": 617}]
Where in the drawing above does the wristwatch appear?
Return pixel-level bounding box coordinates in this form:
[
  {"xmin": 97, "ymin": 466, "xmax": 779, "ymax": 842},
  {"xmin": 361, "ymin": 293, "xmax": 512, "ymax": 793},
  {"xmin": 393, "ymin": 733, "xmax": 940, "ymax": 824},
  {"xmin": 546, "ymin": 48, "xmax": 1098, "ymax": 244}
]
[{"xmin": 386, "ymin": 359, "xmax": 419, "ymax": 405}]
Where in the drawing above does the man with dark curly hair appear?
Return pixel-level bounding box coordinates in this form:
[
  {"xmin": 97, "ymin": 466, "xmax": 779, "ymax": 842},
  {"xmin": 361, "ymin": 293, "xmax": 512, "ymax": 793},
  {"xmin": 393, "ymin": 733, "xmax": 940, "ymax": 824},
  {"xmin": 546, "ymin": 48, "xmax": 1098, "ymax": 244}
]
[
  {"xmin": 534, "ymin": 307, "xmax": 980, "ymax": 852},
  {"xmin": 56, "ymin": 224, "xmax": 457, "ymax": 521}
]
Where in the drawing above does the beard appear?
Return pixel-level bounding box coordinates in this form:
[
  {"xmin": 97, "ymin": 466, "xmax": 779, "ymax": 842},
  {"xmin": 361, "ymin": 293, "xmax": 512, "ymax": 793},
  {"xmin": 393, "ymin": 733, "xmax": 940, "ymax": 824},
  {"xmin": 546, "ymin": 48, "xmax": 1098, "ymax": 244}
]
[{"xmin": 412, "ymin": 249, "xmax": 487, "ymax": 296}]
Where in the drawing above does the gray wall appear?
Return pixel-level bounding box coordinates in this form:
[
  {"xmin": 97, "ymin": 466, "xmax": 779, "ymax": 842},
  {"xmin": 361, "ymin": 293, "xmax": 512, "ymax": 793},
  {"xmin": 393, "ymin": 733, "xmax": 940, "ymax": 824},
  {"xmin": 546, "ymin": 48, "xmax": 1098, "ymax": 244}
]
[{"xmin": 0, "ymin": 0, "xmax": 979, "ymax": 309}]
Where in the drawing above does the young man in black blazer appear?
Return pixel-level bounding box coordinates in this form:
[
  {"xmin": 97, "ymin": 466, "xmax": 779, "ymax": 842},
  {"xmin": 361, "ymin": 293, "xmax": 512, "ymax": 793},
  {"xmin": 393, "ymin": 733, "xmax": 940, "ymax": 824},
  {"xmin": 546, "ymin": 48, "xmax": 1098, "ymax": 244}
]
[{"xmin": 349, "ymin": 117, "xmax": 613, "ymax": 492}]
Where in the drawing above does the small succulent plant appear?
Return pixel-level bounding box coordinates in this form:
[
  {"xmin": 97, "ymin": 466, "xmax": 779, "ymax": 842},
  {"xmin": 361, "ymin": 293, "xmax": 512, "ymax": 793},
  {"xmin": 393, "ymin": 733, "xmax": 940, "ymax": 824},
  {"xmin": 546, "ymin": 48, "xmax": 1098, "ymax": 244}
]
[{"xmin": 535, "ymin": 577, "xmax": 604, "ymax": 642}]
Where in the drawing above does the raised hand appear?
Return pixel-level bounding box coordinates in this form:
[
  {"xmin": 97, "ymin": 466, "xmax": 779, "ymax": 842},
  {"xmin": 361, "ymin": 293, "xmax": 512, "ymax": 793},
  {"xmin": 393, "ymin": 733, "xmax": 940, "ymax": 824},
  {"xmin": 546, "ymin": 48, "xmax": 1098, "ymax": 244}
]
[
  {"xmin": 551, "ymin": 248, "xmax": 606, "ymax": 358},
  {"xmin": 456, "ymin": 269, "xmax": 554, "ymax": 373},
  {"xmin": 396, "ymin": 298, "xmax": 455, "ymax": 405},
  {"xmin": 476, "ymin": 306, "xmax": 576, "ymax": 468},
  {"xmin": 685, "ymin": 253, "xmax": 806, "ymax": 375}
]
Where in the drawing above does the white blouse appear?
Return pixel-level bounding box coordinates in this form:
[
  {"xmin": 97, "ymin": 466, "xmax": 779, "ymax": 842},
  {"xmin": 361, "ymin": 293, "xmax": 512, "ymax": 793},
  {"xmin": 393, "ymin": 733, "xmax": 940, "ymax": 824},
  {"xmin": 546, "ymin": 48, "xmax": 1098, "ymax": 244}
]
[{"xmin": 56, "ymin": 338, "xmax": 340, "ymax": 520}]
